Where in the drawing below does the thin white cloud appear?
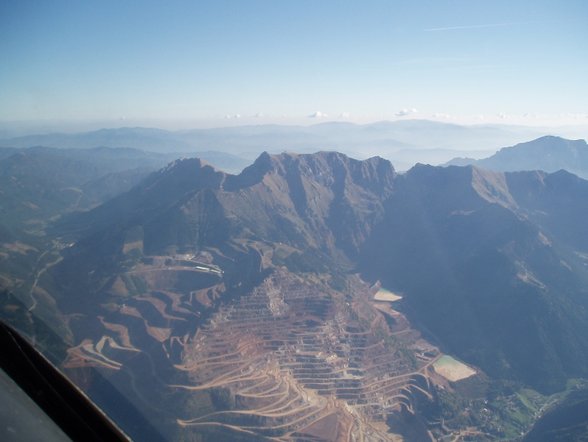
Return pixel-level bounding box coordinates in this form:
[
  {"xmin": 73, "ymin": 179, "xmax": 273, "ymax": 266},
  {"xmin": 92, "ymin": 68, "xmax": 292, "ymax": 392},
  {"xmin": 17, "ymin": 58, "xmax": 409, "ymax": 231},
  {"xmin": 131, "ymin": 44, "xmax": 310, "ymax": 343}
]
[
  {"xmin": 254, "ymin": 112, "xmax": 264, "ymax": 118},
  {"xmin": 432, "ymin": 112, "xmax": 450, "ymax": 119},
  {"xmin": 338, "ymin": 112, "xmax": 350, "ymax": 119},
  {"xmin": 309, "ymin": 111, "xmax": 328, "ymax": 119},
  {"xmin": 395, "ymin": 108, "xmax": 418, "ymax": 117},
  {"xmin": 424, "ymin": 22, "xmax": 515, "ymax": 32}
]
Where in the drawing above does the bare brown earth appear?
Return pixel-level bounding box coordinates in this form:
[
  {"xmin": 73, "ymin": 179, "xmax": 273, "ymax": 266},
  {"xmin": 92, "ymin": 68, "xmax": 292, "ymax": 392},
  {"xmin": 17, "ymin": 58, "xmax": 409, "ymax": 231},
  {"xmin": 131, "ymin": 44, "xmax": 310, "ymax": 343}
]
[
  {"xmin": 1, "ymin": 241, "xmax": 38, "ymax": 254},
  {"xmin": 433, "ymin": 356, "xmax": 476, "ymax": 382},
  {"xmin": 62, "ymin": 252, "xmax": 476, "ymax": 441},
  {"xmin": 374, "ymin": 288, "xmax": 403, "ymax": 302},
  {"xmin": 170, "ymin": 270, "xmax": 445, "ymax": 441}
]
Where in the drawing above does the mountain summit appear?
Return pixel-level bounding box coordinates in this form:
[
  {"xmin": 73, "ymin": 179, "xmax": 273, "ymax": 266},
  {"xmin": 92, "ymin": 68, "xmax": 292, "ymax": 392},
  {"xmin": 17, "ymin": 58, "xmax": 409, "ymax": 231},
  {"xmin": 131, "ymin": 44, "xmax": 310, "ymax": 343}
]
[
  {"xmin": 446, "ymin": 136, "xmax": 588, "ymax": 179},
  {"xmin": 42, "ymin": 150, "xmax": 588, "ymax": 440},
  {"xmin": 55, "ymin": 151, "xmax": 588, "ymax": 393},
  {"xmin": 64, "ymin": 151, "xmax": 395, "ymax": 261}
]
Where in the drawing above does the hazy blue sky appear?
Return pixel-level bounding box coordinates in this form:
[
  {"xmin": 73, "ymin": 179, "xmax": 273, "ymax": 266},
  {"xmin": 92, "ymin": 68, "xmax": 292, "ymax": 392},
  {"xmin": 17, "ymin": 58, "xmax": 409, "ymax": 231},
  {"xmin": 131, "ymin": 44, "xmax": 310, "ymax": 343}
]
[{"xmin": 1, "ymin": 0, "xmax": 587, "ymax": 128}]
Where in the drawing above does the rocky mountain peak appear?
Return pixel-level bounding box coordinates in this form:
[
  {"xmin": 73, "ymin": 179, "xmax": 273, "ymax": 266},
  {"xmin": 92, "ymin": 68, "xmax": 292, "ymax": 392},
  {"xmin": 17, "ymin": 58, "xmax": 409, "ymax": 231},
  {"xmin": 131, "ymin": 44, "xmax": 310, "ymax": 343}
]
[
  {"xmin": 470, "ymin": 166, "xmax": 516, "ymax": 208},
  {"xmin": 446, "ymin": 136, "xmax": 588, "ymax": 179}
]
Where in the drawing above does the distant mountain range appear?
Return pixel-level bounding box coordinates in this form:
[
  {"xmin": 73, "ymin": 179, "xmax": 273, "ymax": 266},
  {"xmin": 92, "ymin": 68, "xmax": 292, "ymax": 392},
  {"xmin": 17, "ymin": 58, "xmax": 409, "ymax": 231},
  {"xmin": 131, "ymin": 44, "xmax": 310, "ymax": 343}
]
[
  {"xmin": 0, "ymin": 120, "xmax": 569, "ymax": 171},
  {"xmin": 446, "ymin": 136, "xmax": 588, "ymax": 179},
  {"xmin": 52, "ymin": 151, "xmax": 588, "ymax": 395},
  {"xmin": 0, "ymin": 146, "xmax": 248, "ymax": 239},
  {"xmin": 4, "ymin": 145, "xmax": 588, "ymax": 439}
]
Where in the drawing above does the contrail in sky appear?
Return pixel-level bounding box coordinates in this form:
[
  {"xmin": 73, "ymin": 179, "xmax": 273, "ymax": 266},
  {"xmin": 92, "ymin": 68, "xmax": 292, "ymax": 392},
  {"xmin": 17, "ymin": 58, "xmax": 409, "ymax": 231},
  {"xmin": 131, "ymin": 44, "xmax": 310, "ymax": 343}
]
[{"xmin": 424, "ymin": 23, "xmax": 517, "ymax": 32}]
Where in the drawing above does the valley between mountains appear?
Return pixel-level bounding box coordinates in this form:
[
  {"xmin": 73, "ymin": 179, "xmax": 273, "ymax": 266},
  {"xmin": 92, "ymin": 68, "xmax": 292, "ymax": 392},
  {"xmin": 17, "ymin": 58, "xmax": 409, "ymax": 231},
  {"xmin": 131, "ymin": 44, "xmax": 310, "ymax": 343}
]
[{"xmin": 3, "ymin": 150, "xmax": 588, "ymax": 441}]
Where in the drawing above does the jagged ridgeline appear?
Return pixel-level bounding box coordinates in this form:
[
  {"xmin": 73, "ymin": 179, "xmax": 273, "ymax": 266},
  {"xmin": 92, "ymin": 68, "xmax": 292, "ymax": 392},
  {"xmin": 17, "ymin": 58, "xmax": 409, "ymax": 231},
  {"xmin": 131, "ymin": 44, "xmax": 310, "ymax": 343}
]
[{"xmin": 46, "ymin": 151, "xmax": 588, "ymax": 440}]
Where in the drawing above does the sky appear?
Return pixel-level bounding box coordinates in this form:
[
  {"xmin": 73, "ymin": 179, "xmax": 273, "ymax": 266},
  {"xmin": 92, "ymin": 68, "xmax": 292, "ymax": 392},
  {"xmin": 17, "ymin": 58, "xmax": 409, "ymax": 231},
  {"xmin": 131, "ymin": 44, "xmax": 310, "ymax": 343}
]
[{"xmin": 1, "ymin": 0, "xmax": 587, "ymax": 130}]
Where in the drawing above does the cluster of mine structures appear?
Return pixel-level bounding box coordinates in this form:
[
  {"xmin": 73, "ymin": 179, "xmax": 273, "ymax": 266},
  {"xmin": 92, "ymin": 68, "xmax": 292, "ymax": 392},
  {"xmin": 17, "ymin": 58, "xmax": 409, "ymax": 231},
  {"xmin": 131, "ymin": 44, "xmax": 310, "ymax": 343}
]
[{"xmin": 173, "ymin": 268, "xmax": 441, "ymax": 441}]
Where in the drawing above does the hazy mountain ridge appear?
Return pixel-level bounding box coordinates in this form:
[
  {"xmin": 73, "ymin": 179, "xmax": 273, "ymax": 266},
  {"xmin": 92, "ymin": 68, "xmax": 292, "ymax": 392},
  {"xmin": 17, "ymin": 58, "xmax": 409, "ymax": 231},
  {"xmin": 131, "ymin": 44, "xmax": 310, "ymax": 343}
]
[
  {"xmin": 361, "ymin": 163, "xmax": 588, "ymax": 392},
  {"xmin": 0, "ymin": 146, "xmax": 173, "ymax": 233},
  {"xmin": 446, "ymin": 136, "xmax": 588, "ymax": 179},
  {"xmin": 0, "ymin": 146, "xmax": 250, "ymax": 231},
  {"xmin": 0, "ymin": 120, "xmax": 564, "ymax": 171},
  {"xmin": 58, "ymin": 152, "xmax": 396, "ymax": 266},
  {"xmin": 54, "ymin": 152, "xmax": 588, "ymax": 395},
  {"xmin": 7, "ymin": 148, "xmax": 587, "ymax": 440},
  {"xmin": 0, "ymin": 146, "xmax": 245, "ymax": 304}
]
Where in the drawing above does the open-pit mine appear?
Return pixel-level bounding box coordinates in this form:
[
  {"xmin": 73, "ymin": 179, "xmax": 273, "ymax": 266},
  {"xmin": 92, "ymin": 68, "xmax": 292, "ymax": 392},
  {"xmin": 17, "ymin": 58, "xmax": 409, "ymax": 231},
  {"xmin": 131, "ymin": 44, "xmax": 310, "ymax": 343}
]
[{"xmin": 61, "ymin": 249, "xmax": 474, "ymax": 441}]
